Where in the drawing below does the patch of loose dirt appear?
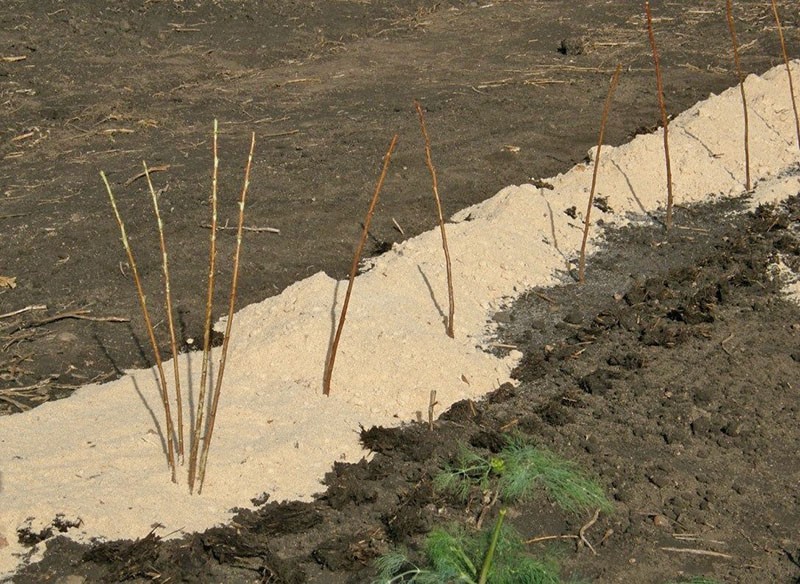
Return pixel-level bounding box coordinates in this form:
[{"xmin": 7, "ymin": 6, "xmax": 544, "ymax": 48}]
[{"xmin": 3, "ymin": 1, "xmax": 800, "ymax": 583}]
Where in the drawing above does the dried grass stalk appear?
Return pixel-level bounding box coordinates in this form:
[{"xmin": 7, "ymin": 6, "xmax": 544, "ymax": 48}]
[
  {"xmin": 323, "ymin": 134, "xmax": 399, "ymax": 396},
  {"xmin": 725, "ymin": 0, "xmax": 752, "ymax": 191},
  {"xmin": 771, "ymin": 0, "xmax": 800, "ymax": 150},
  {"xmin": 645, "ymin": 0, "xmax": 675, "ymax": 230},
  {"xmin": 414, "ymin": 101, "xmax": 455, "ymax": 338},
  {"xmin": 196, "ymin": 131, "xmax": 256, "ymax": 494},
  {"xmin": 579, "ymin": 64, "xmax": 622, "ymax": 284},
  {"xmin": 101, "ymin": 171, "xmax": 177, "ymax": 482}
]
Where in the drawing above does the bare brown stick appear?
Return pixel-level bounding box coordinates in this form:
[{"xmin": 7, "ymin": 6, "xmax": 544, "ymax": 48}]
[
  {"xmin": 125, "ymin": 164, "xmax": 170, "ymax": 186},
  {"xmin": 4, "ymin": 309, "xmax": 129, "ymax": 335},
  {"xmin": 22, "ymin": 310, "xmax": 127, "ymax": 327},
  {"xmin": 262, "ymin": 129, "xmax": 300, "ymax": 138},
  {"xmin": 531, "ymin": 290, "xmax": 556, "ymax": 304},
  {"xmin": 771, "ymin": 0, "xmax": 800, "ymax": 150},
  {"xmin": 578, "ymin": 507, "xmax": 602, "ymax": 555},
  {"xmin": 391, "ymin": 217, "xmax": 405, "ymax": 236},
  {"xmin": 427, "ymin": 390, "xmax": 438, "ymax": 431},
  {"xmin": 144, "ymin": 162, "xmax": 184, "ymax": 462},
  {"xmin": 101, "ymin": 171, "xmax": 177, "ymax": 482},
  {"xmin": 659, "ymin": 547, "xmax": 733, "ymax": 559},
  {"xmin": 201, "ymin": 223, "xmax": 280, "ymax": 234},
  {"xmin": 578, "ymin": 64, "xmax": 622, "ymax": 284},
  {"xmin": 672, "ymin": 533, "xmax": 727, "ymax": 545},
  {"xmin": 0, "ymin": 305, "xmax": 47, "ymax": 319},
  {"xmin": 189, "ymin": 119, "xmax": 220, "ymax": 493},
  {"xmin": 0, "ymin": 380, "xmax": 52, "ymax": 394},
  {"xmin": 525, "ymin": 534, "xmax": 579, "ymax": 544},
  {"xmin": 527, "ymin": 507, "xmax": 604, "ymax": 554},
  {"xmin": 414, "ymin": 101, "xmax": 455, "ymax": 338},
  {"xmin": 725, "ymin": 0, "xmax": 751, "ymax": 191},
  {"xmin": 645, "ymin": 1, "xmax": 675, "ymax": 230},
  {"xmin": 322, "ymin": 135, "xmax": 398, "ymax": 396},
  {"xmin": 0, "ymin": 394, "xmax": 28, "ymax": 411},
  {"xmin": 197, "ymin": 131, "xmax": 256, "ymax": 494},
  {"xmin": 474, "ymin": 489, "xmax": 501, "ymax": 530}
]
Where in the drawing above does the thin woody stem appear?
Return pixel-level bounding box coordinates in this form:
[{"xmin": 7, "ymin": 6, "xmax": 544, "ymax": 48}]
[
  {"xmin": 323, "ymin": 135, "xmax": 399, "ymax": 396},
  {"xmin": 645, "ymin": 0, "xmax": 675, "ymax": 230},
  {"xmin": 197, "ymin": 131, "xmax": 256, "ymax": 494},
  {"xmin": 579, "ymin": 64, "xmax": 622, "ymax": 284},
  {"xmin": 771, "ymin": 0, "xmax": 800, "ymax": 151},
  {"xmin": 189, "ymin": 119, "xmax": 219, "ymax": 493},
  {"xmin": 415, "ymin": 101, "xmax": 455, "ymax": 338},
  {"xmin": 101, "ymin": 171, "xmax": 177, "ymax": 482},
  {"xmin": 726, "ymin": 0, "xmax": 751, "ymax": 191},
  {"xmin": 144, "ymin": 162, "xmax": 185, "ymax": 462}
]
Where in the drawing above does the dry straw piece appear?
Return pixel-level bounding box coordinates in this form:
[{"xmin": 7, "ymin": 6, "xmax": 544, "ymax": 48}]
[
  {"xmin": 771, "ymin": 0, "xmax": 800, "ymax": 150},
  {"xmin": 322, "ymin": 135, "xmax": 399, "ymax": 396},
  {"xmin": 101, "ymin": 171, "xmax": 178, "ymax": 482},
  {"xmin": 725, "ymin": 0, "xmax": 751, "ymax": 192},
  {"xmin": 578, "ymin": 64, "xmax": 622, "ymax": 285},
  {"xmin": 415, "ymin": 101, "xmax": 455, "ymax": 338},
  {"xmin": 645, "ymin": 0, "xmax": 675, "ymax": 230}
]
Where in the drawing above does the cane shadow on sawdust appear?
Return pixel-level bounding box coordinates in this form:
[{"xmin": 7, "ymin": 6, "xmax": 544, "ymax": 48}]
[
  {"xmin": 92, "ymin": 317, "xmax": 223, "ymax": 465},
  {"xmin": 93, "ymin": 327, "xmax": 169, "ymax": 459},
  {"xmin": 540, "ymin": 194, "xmax": 573, "ymax": 273},
  {"xmin": 417, "ymin": 265, "xmax": 448, "ymax": 333},
  {"xmin": 609, "ymin": 158, "xmax": 662, "ymax": 224},
  {"xmin": 324, "ymin": 278, "xmax": 342, "ymax": 388}
]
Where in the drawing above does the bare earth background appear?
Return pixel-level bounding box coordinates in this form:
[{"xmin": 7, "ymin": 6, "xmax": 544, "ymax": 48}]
[{"xmin": 2, "ymin": 1, "xmax": 800, "ymax": 583}]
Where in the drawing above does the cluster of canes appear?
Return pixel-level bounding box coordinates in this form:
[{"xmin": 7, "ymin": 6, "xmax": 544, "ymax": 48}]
[{"xmin": 102, "ymin": 1, "xmax": 799, "ymax": 490}]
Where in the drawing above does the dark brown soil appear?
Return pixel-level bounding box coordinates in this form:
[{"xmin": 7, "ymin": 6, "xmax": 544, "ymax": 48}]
[{"xmin": 3, "ymin": 1, "xmax": 800, "ymax": 583}]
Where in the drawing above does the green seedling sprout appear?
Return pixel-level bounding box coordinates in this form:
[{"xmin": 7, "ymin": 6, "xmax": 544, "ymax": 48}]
[
  {"xmin": 435, "ymin": 435, "xmax": 612, "ymax": 516},
  {"xmin": 374, "ymin": 509, "xmax": 560, "ymax": 584}
]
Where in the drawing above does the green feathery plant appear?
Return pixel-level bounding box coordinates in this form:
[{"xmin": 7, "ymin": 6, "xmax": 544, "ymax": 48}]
[
  {"xmin": 374, "ymin": 509, "xmax": 561, "ymax": 584},
  {"xmin": 434, "ymin": 435, "xmax": 612, "ymax": 515}
]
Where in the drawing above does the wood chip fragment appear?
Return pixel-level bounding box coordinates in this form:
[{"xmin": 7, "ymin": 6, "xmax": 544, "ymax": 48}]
[{"xmin": 0, "ymin": 275, "xmax": 17, "ymax": 289}]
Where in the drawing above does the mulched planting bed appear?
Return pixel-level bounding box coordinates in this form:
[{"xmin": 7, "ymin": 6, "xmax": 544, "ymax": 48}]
[{"xmin": 14, "ymin": 192, "xmax": 800, "ymax": 583}]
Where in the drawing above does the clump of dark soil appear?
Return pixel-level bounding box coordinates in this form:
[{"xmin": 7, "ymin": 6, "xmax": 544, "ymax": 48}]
[{"xmin": 13, "ymin": 193, "xmax": 800, "ymax": 583}]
